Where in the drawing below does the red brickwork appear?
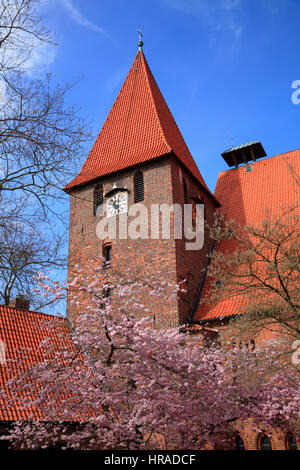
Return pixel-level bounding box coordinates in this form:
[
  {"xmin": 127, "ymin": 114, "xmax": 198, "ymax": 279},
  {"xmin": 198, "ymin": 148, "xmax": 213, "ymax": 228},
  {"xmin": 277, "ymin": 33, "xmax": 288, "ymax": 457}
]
[
  {"xmin": 67, "ymin": 156, "xmax": 178, "ymax": 328},
  {"xmin": 67, "ymin": 154, "xmax": 217, "ymax": 328},
  {"xmin": 170, "ymin": 158, "xmax": 217, "ymax": 324}
]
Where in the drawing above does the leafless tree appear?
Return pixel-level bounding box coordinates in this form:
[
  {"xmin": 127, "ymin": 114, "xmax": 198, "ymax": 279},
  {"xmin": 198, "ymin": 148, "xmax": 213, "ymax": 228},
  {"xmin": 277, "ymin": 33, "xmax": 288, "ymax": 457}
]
[
  {"xmin": 0, "ymin": 0, "xmax": 92, "ymax": 309},
  {"xmin": 0, "ymin": 0, "xmax": 91, "ymax": 223},
  {"xmin": 0, "ymin": 72, "xmax": 90, "ymax": 218},
  {"xmin": 0, "ymin": 220, "xmax": 66, "ymax": 309},
  {"xmin": 0, "ymin": 0, "xmax": 53, "ymax": 72}
]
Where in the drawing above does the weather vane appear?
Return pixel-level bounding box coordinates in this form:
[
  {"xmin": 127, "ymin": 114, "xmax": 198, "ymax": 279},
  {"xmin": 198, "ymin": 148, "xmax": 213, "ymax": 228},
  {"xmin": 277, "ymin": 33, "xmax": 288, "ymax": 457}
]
[{"xmin": 137, "ymin": 29, "xmax": 144, "ymax": 50}]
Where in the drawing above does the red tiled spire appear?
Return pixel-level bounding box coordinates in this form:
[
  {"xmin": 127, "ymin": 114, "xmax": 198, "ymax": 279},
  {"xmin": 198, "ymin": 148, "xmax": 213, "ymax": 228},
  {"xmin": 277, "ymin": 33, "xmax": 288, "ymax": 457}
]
[{"xmin": 65, "ymin": 51, "xmax": 211, "ymax": 194}]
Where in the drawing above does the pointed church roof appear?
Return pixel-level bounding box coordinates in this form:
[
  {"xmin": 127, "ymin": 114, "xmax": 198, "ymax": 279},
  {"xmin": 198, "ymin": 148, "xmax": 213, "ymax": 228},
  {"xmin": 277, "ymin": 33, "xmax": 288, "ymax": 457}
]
[{"xmin": 65, "ymin": 50, "xmax": 214, "ymax": 199}]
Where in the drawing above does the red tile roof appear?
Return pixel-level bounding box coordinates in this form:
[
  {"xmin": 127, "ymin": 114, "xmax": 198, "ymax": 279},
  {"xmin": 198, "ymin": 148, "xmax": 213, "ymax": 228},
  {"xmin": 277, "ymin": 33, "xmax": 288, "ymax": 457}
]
[
  {"xmin": 0, "ymin": 306, "xmax": 71, "ymax": 421},
  {"xmin": 195, "ymin": 149, "xmax": 300, "ymax": 321},
  {"xmin": 65, "ymin": 51, "xmax": 214, "ymax": 199}
]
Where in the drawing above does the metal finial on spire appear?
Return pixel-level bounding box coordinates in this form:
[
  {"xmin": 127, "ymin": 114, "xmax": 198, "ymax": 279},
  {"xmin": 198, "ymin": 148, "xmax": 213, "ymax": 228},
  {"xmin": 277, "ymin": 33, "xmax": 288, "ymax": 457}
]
[{"xmin": 137, "ymin": 29, "xmax": 144, "ymax": 51}]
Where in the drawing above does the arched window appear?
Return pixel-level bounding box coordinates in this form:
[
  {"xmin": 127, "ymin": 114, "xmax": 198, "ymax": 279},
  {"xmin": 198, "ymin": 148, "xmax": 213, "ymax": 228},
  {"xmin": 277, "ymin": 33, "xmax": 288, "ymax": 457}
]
[
  {"xmin": 235, "ymin": 435, "xmax": 245, "ymax": 451},
  {"xmin": 259, "ymin": 433, "xmax": 272, "ymax": 450},
  {"xmin": 94, "ymin": 183, "xmax": 103, "ymax": 216},
  {"xmin": 103, "ymin": 243, "xmax": 112, "ymax": 265},
  {"xmin": 286, "ymin": 434, "xmax": 297, "ymax": 450},
  {"xmin": 134, "ymin": 171, "xmax": 144, "ymax": 203}
]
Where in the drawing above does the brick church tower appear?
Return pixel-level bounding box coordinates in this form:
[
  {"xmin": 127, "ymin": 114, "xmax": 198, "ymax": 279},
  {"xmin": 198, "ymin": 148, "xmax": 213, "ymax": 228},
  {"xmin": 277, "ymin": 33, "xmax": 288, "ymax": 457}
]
[{"xmin": 64, "ymin": 41, "xmax": 219, "ymax": 328}]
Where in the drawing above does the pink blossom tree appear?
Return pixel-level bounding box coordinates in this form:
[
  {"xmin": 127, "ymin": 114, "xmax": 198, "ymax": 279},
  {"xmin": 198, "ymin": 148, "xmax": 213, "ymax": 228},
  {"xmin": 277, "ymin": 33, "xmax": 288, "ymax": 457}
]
[{"xmin": 3, "ymin": 267, "xmax": 299, "ymax": 450}]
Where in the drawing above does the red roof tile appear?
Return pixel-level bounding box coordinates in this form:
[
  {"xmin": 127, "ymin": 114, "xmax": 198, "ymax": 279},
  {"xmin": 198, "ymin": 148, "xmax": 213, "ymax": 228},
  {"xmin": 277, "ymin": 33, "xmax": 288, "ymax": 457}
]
[
  {"xmin": 195, "ymin": 149, "xmax": 300, "ymax": 321},
  {"xmin": 65, "ymin": 51, "xmax": 213, "ymax": 198},
  {"xmin": 0, "ymin": 306, "xmax": 71, "ymax": 421}
]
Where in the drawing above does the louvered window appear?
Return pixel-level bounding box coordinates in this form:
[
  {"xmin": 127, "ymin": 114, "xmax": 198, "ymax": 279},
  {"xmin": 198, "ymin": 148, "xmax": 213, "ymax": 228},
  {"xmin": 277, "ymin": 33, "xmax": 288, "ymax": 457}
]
[
  {"xmin": 134, "ymin": 171, "xmax": 144, "ymax": 203},
  {"xmin": 94, "ymin": 184, "xmax": 103, "ymax": 216}
]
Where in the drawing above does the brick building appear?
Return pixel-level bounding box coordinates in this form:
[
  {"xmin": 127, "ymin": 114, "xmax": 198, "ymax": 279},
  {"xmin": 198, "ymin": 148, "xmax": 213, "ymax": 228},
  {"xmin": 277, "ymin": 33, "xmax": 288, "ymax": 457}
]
[
  {"xmin": 64, "ymin": 45, "xmax": 219, "ymax": 329},
  {"xmin": 65, "ymin": 44, "xmax": 299, "ymax": 328},
  {"xmin": 0, "ymin": 42, "xmax": 299, "ymax": 450},
  {"xmin": 63, "ymin": 42, "xmax": 299, "ymax": 450}
]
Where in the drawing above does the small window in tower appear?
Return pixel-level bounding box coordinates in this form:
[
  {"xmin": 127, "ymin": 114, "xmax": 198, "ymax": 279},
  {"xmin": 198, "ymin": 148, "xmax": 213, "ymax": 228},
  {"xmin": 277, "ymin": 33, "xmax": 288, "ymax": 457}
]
[
  {"xmin": 192, "ymin": 199, "xmax": 197, "ymax": 230},
  {"xmin": 103, "ymin": 243, "xmax": 112, "ymax": 267},
  {"xmin": 179, "ymin": 278, "xmax": 188, "ymax": 299},
  {"xmin": 178, "ymin": 273, "xmax": 193, "ymax": 300},
  {"xmin": 183, "ymin": 179, "xmax": 189, "ymax": 204},
  {"xmin": 191, "ymin": 196, "xmax": 205, "ymax": 230},
  {"xmin": 94, "ymin": 184, "xmax": 104, "ymax": 217},
  {"xmin": 134, "ymin": 171, "xmax": 144, "ymax": 203}
]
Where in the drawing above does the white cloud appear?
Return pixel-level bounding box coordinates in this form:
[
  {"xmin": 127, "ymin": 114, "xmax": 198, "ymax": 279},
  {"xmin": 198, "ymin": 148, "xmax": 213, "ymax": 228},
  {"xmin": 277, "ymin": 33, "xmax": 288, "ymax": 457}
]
[
  {"xmin": 57, "ymin": 0, "xmax": 107, "ymax": 35},
  {"xmin": 0, "ymin": 80, "xmax": 6, "ymax": 105},
  {"xmin": 165, "ymin": 0, "xmax": 242, "ymax": 13},
  {"xmin": 23, "ymin": 0, "xmax": 111, "ymax": 73},
  {"xmin": 222, "ymin": 0, "xmax": 241, "ymax": 10},
  {"xmin": 164, "ymin": 0, "xmax": 244, "ymax": 45},
  {"xmin": 24, "ymin": 42, "xmax": 57, "ymax": 73},
  {"xmin": 260, "ymin": 0, "xmax": 286, "ymax": 15}
]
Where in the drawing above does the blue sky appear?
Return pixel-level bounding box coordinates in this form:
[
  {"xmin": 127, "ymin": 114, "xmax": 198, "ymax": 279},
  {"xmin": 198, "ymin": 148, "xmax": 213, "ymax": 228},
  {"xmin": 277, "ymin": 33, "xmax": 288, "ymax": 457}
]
[
  {"xmin": 29, "ymin": 0, "xmax": 300, "ymax": 314},
  {"xmin": 37, "ymin": 0, "xmax": 300, "ymax": 193}
]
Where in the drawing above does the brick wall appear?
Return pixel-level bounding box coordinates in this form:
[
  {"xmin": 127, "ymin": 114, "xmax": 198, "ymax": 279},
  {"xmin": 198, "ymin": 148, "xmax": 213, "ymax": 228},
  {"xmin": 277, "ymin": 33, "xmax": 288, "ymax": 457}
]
[
  {"xmin": 67, "ymin": 156, "xmax": 178, "ymax": 328},
  {"xmin": 67, "ymin": 154, "xmax": 218, "ymax": 328},
  {"xmin": 170, "ymin": 157, "xmax": 217, "ymax": 324}
]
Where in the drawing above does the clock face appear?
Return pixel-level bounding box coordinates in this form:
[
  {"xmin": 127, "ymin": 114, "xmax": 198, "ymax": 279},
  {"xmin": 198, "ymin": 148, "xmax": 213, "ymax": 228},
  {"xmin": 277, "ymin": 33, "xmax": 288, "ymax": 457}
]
[{"xmin": 106, "ymin": 192, "xmax": 128, "ymax": 217}]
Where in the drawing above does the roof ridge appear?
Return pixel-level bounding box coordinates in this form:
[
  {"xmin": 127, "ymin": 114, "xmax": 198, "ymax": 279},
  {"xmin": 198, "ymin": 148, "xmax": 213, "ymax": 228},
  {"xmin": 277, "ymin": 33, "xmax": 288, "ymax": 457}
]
[
  {"xmin": 141, "ymin": 52, "xmax": 194, "ymax": 161},
  {"xmin": 140, "ymin": 52, "xmax": 172, "ymax": 153},
  {"xmin": 139, "ymin": 53, "xmax": 216, "ymax": 199},
  {"xmin": 80, "ymin": 57, "xmax": 138, "ymax": 176},
  {"xmin": 0, "ymin": 305, "xmax": 64, "ymax": 320}
]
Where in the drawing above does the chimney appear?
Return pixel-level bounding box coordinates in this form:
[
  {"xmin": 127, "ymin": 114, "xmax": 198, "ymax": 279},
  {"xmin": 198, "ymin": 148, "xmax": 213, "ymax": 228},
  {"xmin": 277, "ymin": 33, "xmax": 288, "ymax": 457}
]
[{"xmin": 9, "ymin": 295, "xmax": 30, "ymax": 310}]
